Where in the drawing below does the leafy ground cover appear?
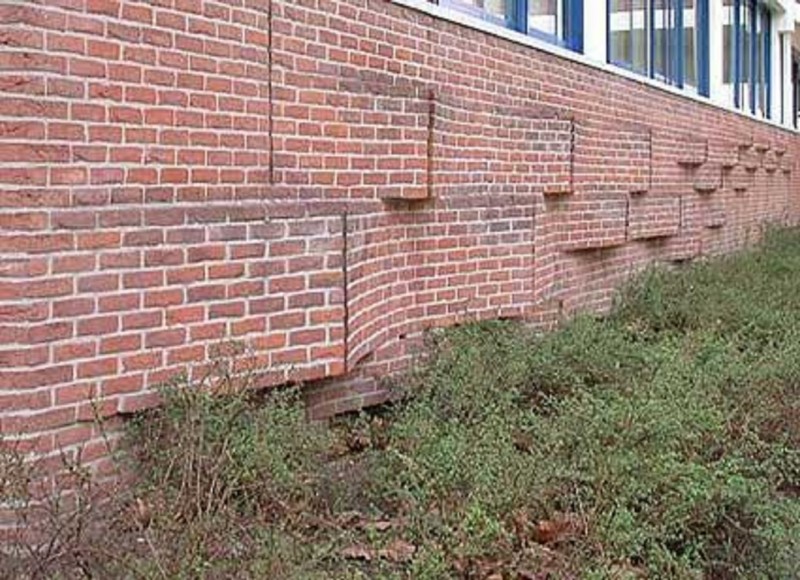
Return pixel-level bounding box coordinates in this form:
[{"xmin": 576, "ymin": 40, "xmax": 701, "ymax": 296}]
[{"xmin": 3, "ymin": 229, "xmax": 800, "ymax": 579}]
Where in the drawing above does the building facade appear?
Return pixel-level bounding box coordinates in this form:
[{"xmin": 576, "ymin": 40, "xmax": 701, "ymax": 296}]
[{"xmin": 1, "ymin": 0, "xmax": 800, "ymax": 520}]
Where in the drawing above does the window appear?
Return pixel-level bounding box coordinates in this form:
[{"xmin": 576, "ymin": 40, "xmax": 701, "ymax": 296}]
[
  {"xmin": 653, "ymin": 0, "xmax": 677, "ymax": 82},
  {"xmin": 793, "ymin": 56, "xmax": 800, "ymax": 129},
  {"xmin": 443, "ymin": 0, "xmax": 509, "ymax": 26},
  {"xmin": 529, "ymin": 1, "xmax": 561, "ymax": 38},
  {"xmin": 741, "ymin": 1, "xmax": 751, "ymax": 108},
  {"xmin": 683, "ymin": 0, "xmax": 699, "ymax": 88},
  {"xmin": 723, "ymin": 0, "xmax": 735, "ymax": 103},
  {"xmin": 440, "ymin": 0, "xmax": 584, "ymax": 51},
  {"xmin": 754, "ymin": 3, "xmax": 768, "ymax": 117},
  {"xmin": 608, "ymin": 0, "xmax": 709, "ymax": 95},
  {"xmin": 609, "ymin": 0, "xmax": 648, "ymax": 74},
  {"xmin": 721, "ymin": 0, "xmax": 771, "ymax": 117}
]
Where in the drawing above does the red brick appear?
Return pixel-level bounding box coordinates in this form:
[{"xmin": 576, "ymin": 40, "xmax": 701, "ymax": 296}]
[
  {"xmin": 166, "ymin": 265, "xmax": 205, "ymax": 284},
  {"xmin": 269, "ymin": 275, "xmax": 306, "ymax": 293},
  {"xmin": 77, "ymin": 231, "xmax": 120, "ymax": 250},
  {"xmin": 53, "ymin": 297, "xmax": 94, "ymax": 318},
  {"xmin": 121, "ymin": 351, "xmax": 161, "ymax": 373},
  {"xmin": 2, "ymin": 407, "xmax": 76, "ymax": 435},
  {"xmin": 53, "ymin": 341, "xmax": 96, "ymax": 363},
  {"xmin": 122, "ymin": 311, "xmax": 162, "ymax": 330},
  {"xmin": 145, "ymin": 328, "xmax": 186, "ymax": 349},
  {"xmin": 209, "ymin": 301, "xmax": 245, "ymax": 319},
  {"xmin": 144, "ymin": 288, "xmax": 183, "ymax": 308},
  {"xmin": 77, "ymin": 273, "xmax": 118, "ymax": 293},
  {"xmin": 87, "ymin": 0, "xmax": 120, "ymax": 17},
  {"xmin": 0, "ymin": 365, "xmax": 73, "ymax": 389},
  {"xmin": 54, "ymin": 383, "xmax": 94, "ymax": 405},
  {"xmin": 0, "ymin": 345, "xmax": 48, "ymax": 368},
  {"xmin": 99, "ymin": 334, "xmax": 141, "ymax": 354},
  {"xmin": 122, "ymin": 270, "xmax": 163, "ymax": 289},
  {"xmin": 190, "ymin": 322, "xmax": 225, "ymax": 341},
  {"xmin": 101, "ymin": 374, "xmax": 143, "ymax": 396},
  {"xmin": 27, "ymin": 321, "xmax": 73, "ymax": 344},
  {"xmin": 119, "ymin": 391, "xmax": 160, "ymax": 414},
  {"xmin": 187, "ymin": 245, "xmax": 225, "ymax": 263},
  {"xmin": 98, "ymin": 293, "xmax": 140, "ymax": 312},
  {"xmin": 290, "ymin": 329, "xmax": 326, "ymax": 345},
  {"xmin": 166, "ymin": 305, "xmax": 204, "ymax": 325},
  {"xmin": 77, "ymin": 315, "xmax": 118, "ymax": 337},
  {"xmin": 167, "ymin": 345, "xmax": 205, "ymax": 365},
  {"xmin": 270, "ymin": 312, "xmax": 305, "ymax": 331},
  {"xmin": 77, "ymin": 357, "xmax": 118, "ymax": 379},
  {"xmin": 0, "ymin": 303, "xmax": 47, "ymax": 323}
]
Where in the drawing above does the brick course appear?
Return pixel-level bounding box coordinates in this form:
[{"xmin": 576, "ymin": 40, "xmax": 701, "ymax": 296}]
[{"xmin": 0, "ymin": 0, "xmax": 798, "ymax": 517}]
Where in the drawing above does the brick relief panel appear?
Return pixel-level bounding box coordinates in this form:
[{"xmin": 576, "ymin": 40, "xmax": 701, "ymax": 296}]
[
  {"xmin": 561, "ymin": 121, "xmax": 651, "ymax": 252},
  {"xmin": 628, "ymin": 194, "xmax": 681, "ymax": 241},
  {"xmin": 432, "ymin": 96, "xmax": 573, "ymax": 197},
  {"xmin": 345, "ymin": 212, "xmax": 417, "ymax": 369},
  {"xmin": 345, "ymin": 197, "xmax": 536, "ymax": 370},
  {"xmin": 0, "ymin": 207, "xmax": 346, "ymax": 432},
  {"xmin": 272, "ymin": 80, "xmax": 432, "ymax": 200}
]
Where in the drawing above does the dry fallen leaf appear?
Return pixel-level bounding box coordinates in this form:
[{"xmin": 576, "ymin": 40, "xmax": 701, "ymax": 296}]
[
  {"xmin": 378, "ymin": 539, "xmax": 417, "ymax": 562},
  {"xmin": 372, "ymin": 520, "xmax": 393, "ymax": 532},
  {"xmin": 345, "ymin": 516, "xmax": 400, "ymax": 531},
  {"xmin": 346, "ymin": 428, "xmax": 371, "ymax": 452},
  {"xmin": 532, "ymin": 519, "xmax": 562, "ymax": 544},
  {"xmin": 609, "ymin": 562, "xmax": 648, "ymax": 579},
  {"xmin": 531, "ymin": 512, "xmax": 584, "ymax": 545},
  {"xmin": 511, "ymin": 508, "xmax": 532, "ymax": 544},
  {"xmin": 337, "ymin": 510, "xmax": 365, "ymax": 527},
  {"xmin": 512, "ymin": 429, "xmax": 534, "ymax": 453},
  {"xmin": 125, "ymin": 497, "xmax": 152, "ymax": 531},
  {"xmin": 341, "ymin": 544, "xmax": 374, "ymax": 561}
]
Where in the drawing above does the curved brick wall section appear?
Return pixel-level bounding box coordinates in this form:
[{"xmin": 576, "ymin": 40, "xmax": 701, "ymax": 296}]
[{"xmin": 0, "ymin": 0, "xmax": 798, "ymax": 491}]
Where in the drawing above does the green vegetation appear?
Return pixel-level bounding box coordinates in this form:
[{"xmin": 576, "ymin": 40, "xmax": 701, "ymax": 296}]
[{"xmin": 4, "ymin": 229, "xmax": 800, "ymax": 578}]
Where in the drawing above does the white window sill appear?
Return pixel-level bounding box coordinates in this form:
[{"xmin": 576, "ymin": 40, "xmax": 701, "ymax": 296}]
[{"xmin": 393, "ymin": 0, "xmax": 797, "ymax": 134}]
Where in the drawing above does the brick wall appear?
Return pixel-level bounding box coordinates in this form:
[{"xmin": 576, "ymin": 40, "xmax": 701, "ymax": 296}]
[{"xmin": 0, "ymin": 0, "xmax": 798, "ymax": 510}]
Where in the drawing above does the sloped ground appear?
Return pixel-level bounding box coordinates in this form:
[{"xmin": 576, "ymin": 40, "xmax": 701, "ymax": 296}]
[{"xmin": 3, "ymin": 230, "xmax": 800, "ymax": 579}]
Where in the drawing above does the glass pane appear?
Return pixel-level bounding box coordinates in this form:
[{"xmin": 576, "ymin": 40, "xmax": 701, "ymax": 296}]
[
  {"xmin": 653, "ymin": 0, "xmax": 673, "ymax": 82},
  {"xmin": 529, "ymin": 0, "xmax": 560, "ymax": 38},
  {"xmin": 631, "ymin": 0, "xmax": 649, "ymax": 74},
  {"xmin": 741, "ymin": 2, "xmax": 751, "ymax": 107},
  {"xmin": 722, "ymin": 24, "xmax": 732, "ymax": 83},
  {"xmin": 452, "ymin": 0, "xmax": 508, "ymax": 21},
  {"xmin": 756, "ymin": 7, "xmax": 768, "ymax": 117},
  {"xmin": 482, "ymin": 0, "xmax": 506, "ymax": 19},
  {"xmin": 609, "ymin": 0, "xmax": 648, "ymax": 75},
  {"xmin": 722, "ymin": 0, "xmax": 735, "ymax": 105},
  {"xmin": 609, "ymin": 0, "xmax": 632, "ymax": 66},
  {"xmin": 683, "ymin": 0, "xmax": 697, "ymax": 88}
]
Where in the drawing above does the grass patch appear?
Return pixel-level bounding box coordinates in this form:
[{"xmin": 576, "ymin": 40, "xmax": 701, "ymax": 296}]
[{"xmin": 3, "ymin": 229, "xmax": 800, "ymax": 578}]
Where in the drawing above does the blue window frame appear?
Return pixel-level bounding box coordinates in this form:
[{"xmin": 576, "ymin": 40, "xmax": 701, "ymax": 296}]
[
  {"xmin": 723, "ymin": 0, "xmax": 771, "ymax": 118},
  {"xmin": 793, "ymin": 53, "xmax": 800, "ymax": 128},
  {"xmin": 607, "ymin": 0, "xmax": 709, "ymax": 96},
  {"xmin": 438, "ymin": 0, "xmax": 584, "ymax": 52}
]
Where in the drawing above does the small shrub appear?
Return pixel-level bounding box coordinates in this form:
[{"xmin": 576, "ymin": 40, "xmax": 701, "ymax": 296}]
[{"xmin": 121, "ymin": 371, "xmax": 331, "ymax": 578}]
